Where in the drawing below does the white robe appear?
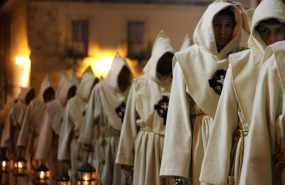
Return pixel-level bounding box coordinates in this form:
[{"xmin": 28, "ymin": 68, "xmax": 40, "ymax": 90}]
[
  {"xmin": 16, "ymin": 76, "xmax": 54, "ymax": 184},
  {"xmin": 200, "ymin": 0, "xmax": 285, "ymax": 184},
  {"xmin": 58, "ymin": 67, "xmax": 96, "ymax": 185},
  {"xmin": 239, "ymin": 41, "xmax": 285, "ymax": 185},
  {"xmin": 116, "ymin": 30, "xmax": 176, "ymax": 185},
  {"xmin": 35, "ymin": 75, "xmax": 75, "ymax": 185},
  {"xmin": 160, "ymin": 2, "xmax": 242, "ymax": 185},
  {"xmin": 79, "ymin": 53, "xmax": 131, "ymax": 185},
  {"xmin": 1, "ymin": 87, "xmax": 34, "ymax": 185}
]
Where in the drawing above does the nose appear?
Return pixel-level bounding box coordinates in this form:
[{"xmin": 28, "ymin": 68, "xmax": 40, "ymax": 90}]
[
  {"xmin": 267, "ymin": 32, "xmax": 276, "ymax": 45},
  {"xmin": 220, "ymin": 26, "xmax": 226, "ymax": 35}
]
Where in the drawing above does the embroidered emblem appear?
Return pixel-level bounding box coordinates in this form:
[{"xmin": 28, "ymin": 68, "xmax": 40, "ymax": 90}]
[
  {"xmin": 154, "ymin": 96, "xmax": 169, "ymax": 125},
  {"xmin": 208, "ymin": 69, "xmax": 226, "ymax": 95},
  {"xmin": 115, "ymin": 102, "xmax": 126, "ymax": 123}
]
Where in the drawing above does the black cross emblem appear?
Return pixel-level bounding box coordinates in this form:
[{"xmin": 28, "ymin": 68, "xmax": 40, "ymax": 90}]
[
  {"xmin": 115, "ymin": 102, "xmax": 126, "ymax": 123},
  {"xmin": 208, "ymin": 69, "xmax": 226, "ymax": 95},
  {"xmin": 154, "ymin": 96, "xmax": 169, "ymax": 125}
]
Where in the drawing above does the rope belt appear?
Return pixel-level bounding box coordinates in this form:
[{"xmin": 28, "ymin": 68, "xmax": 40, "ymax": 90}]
[
  {"xmin": 228, "ymin": 126, "xmax": 249, "ymax": 185},
  {"xmin": 139, "ymin": 127, "xmax": 153, "ymax": 132},
  {"xmin": 227, "ymin": 109, "xmax": 249, "ymax": 185},
  {"xmin": 100, "ymin": 129, "xmax": 120, "ymax": 137}
]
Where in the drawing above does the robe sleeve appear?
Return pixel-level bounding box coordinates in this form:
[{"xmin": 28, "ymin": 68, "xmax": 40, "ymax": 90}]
[
  {"xmin": 1, "ymin": 108, "xmax": 14, "ymax": 148},
  {"xmin": 239, "ymin": 58, "xmax": 283, "ymax": 185},
  {"xmin": 16, "ymin": 105, "xmax": 31, "ymax": 148},
  {"xmin": 115, "ymin": 81, "xmax": 138, "ymax": 166},
  {"xmin": 79, "ymin": 85, "xmax": 100, "ymax": 145},
  {"xmin": 34, "ymin": 110, "xmax": 53, "ymax": 160},
  {"xmin": 160, "ymin": 63, "xmax": 192, "ymax": 178},
  {"xmin": 200, "ymin": 65, "xmax": 239, "ymax": 184},
  {"xmin": 57, "ymin": 104, "xmax": 73, "ymax": 160}
]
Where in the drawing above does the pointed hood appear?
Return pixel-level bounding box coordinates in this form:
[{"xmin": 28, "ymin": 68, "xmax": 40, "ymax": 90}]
[
  {"xmin": 105, "ymin": 52, "xmax": 132, "ymax": 92},
  {"xmin": 180, "ymin": 33, "xmax": 192, "ymax": 51},
  {"xmin": 56, "ymin": 74, "xmax": 76, "ymax": 106},
  {"xmin": 38, "ymin": 76, "xmax": 54, "ymax": 102},
  {"xmin": 143, "ymin": 30, "xmax": 176, "ymax": 83},
  {"xmin": 248, "ymin": 0, "xmax": 285, "ymax": 58},
  {"xmin": 17, "ymin": 87, "xmax": 35, "ymax": 105},
  {"xmin": 69, "ymin": 69, "xmax": 81, "ymax": 88},
  {"xmin": 193, "ymin": 0, "xmax": 242, "ymax": 59},
  {"xmin": 76, "ymin": 66, "xmax": 97, "ymax": 101}
]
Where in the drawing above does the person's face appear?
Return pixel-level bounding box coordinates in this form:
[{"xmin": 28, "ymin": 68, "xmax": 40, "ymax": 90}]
[
  {"xmin": 156, "ymin": 52, "xmax": 174, "ymax": 83},
  {"xmin": 257, "ymin": 22, "xmax": 285, "ymax": 46},
  {"xmin": 213, "ymin": 14, "xmax": 235, "ymax": 51},
  {"xmin": 43, "ymin": 87, "xmax": 55, "ymax": 103},
  {"xmin": 118, "ymin": 66, "xmax": 132, "ymax": 92}
]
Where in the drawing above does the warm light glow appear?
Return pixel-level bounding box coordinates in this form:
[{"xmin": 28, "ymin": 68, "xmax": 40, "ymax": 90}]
[
  {"xmin": 40, "ymin": 171, "xmax": 45, "ymax": 179},
  {"xmin": 81, "ymin": 55, "xmax": 113, "ymax": 79},
  {"xmin": 83, "ymin": 175, "xmax": 89, "ymax": 185},
  {"xmin": 2, "ymin": 161, "xmax": 7, "ymax": 171},
  {"xmin": 84, "ymin": 175, "xmax": 88, "ymax": 181},
  {"xmin": 15, "ymin": 56, "xmax": 31, "ymax": 87},
  {"xmin": 80, "ymin": 47, "xmax": 126, "ymax": 79},
  {"xmin": 18, "ymin": 162, "xmax": 22, "ymax": 168},
  {"xmin": 92, "ymin": 57, "xmax": 113, "ymax": 79}
]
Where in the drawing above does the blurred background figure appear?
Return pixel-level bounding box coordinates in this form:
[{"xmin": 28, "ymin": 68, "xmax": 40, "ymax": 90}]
[
  {"xmin": 34, "ymin": 74, "xmax": 76, "ymax": 184},
  {"xmin": 79, "ymin": 52, "xmax": 133, "ymax": 185},
  {"xmin": 58, "ymin": 66, "xmax": 98, "ymax": 185},
  {"xmin": 16, "ymin": 76, "xmax": 55, "ymax": 184},
  {"xmin": 0, "ymin": 87, "xmax": 35, "ymax": 185}
]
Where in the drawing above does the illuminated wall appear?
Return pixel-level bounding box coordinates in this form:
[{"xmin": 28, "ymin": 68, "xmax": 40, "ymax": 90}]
[{"xmin": 2, "ymin": 0, "xmax": 31, "ymax": 97}]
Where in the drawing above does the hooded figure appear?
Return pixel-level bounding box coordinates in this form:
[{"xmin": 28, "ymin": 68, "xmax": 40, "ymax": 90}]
[
  {"xmin": 34, "ymin": 74, "xmax": 76, "ymax": 184},
  {"xmin": 0, "ymin": 87, "xmax": 35, "ymax": 185},
  {"xmin": 160, "ymin": 1, "xmax": 243, "ymax": 185},
  {"xmin": 200, "ymin": 0, "xmax": 285, "ymax": 185},
  {"xmin": 115, "ymin": 30, "xmax": 176, "ymax": 185},
  {"xmin": 238, "ymin": 43, "xmax": 285, "ymax": 185},
  {"xmin": 58, "ymin": 66, "xmax": 98, "ymax": 185},
  {"xmin": 17, "ymin": 76, "xmax": 55, "ymax": 183},
  {"xmin": 79, "ymin": 52, "xmax": 132, "ymax": 185}
]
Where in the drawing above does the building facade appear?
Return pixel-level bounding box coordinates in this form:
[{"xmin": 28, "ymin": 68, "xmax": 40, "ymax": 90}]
[{"xmin": 0, "ymin": 0, "xmax": 255, "ymax": 108}]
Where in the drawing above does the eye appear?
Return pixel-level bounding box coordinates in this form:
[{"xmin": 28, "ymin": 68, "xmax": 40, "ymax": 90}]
[
  {"xmin": 258, "ymin": 27, "xmax": 269, "ymax": 34},
  {"xmin": 213, "ymin": 22, "xmax": 221, "ymax": 27},
  {"xmin": 275, "ymin": 28, "xmax": 285, "ymax": 34},
  {"xmin": 225, "ymin": 23, "xmax": 233, "ymax": 28}
]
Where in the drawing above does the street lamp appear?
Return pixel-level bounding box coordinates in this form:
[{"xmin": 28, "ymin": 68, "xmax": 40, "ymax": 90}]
[
  {"xmin": 0, "ymin": 154, "xmax": 9, "ymax": 174},
  {"xmin": 13, "ymin": 156, "xmax": 27, "ymax": 177},
  {"xmin": 34, "ymin": 164, "xmax": 50, "ymax": 185},
  {"xmin": 77, "ymin": 162, "xmax": 96, "ymax": 185},
  {"xmin": 56, "ymin": 171, "xmax": 70, "ymax": 185}
]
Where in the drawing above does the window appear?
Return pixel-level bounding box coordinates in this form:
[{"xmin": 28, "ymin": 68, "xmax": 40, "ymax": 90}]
[
  {"xmin": 67, "ymin": 19, "xmax": 89, "ymax": 58},
  {"xmin": 127, "ymin": 21, "xmax": 149, "ymax": 60}
]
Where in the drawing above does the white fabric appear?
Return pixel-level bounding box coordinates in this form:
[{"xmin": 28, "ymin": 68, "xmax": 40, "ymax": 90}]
[
  {"xmin": 143, "ymin": 30, "xmax": 176, "ymax": 84},
  {"xmin": 239, "ymin": 41, "xmax": 285, "ymax": 185},
  {"xmin": 16, "ymin": 76, "xmax": 54, "ymax": 183},
  {"xmin": 58, "ymin": 67, "xmax": 96, "ymax": 185},
  {"xmin": 79, "ymin": 52, "xmax": 132, "ymax": 185},
  {"xmin": 200, "ymin": 0, "xmax": 285, "ymax": 184},
  {"xmin": 116, "ymin": 30, "xmax": 175, "ymax": 185},
  {"xmin": 160, "ymin": 2, "xmax": 242, "ymax": 185},
  {"xmin": 35, "ymin": 75, "xmax": 75, "ymax": 185},
  {"xmin": 179, "ymin": 33, "xmax": 192, "ymax": 51}
]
